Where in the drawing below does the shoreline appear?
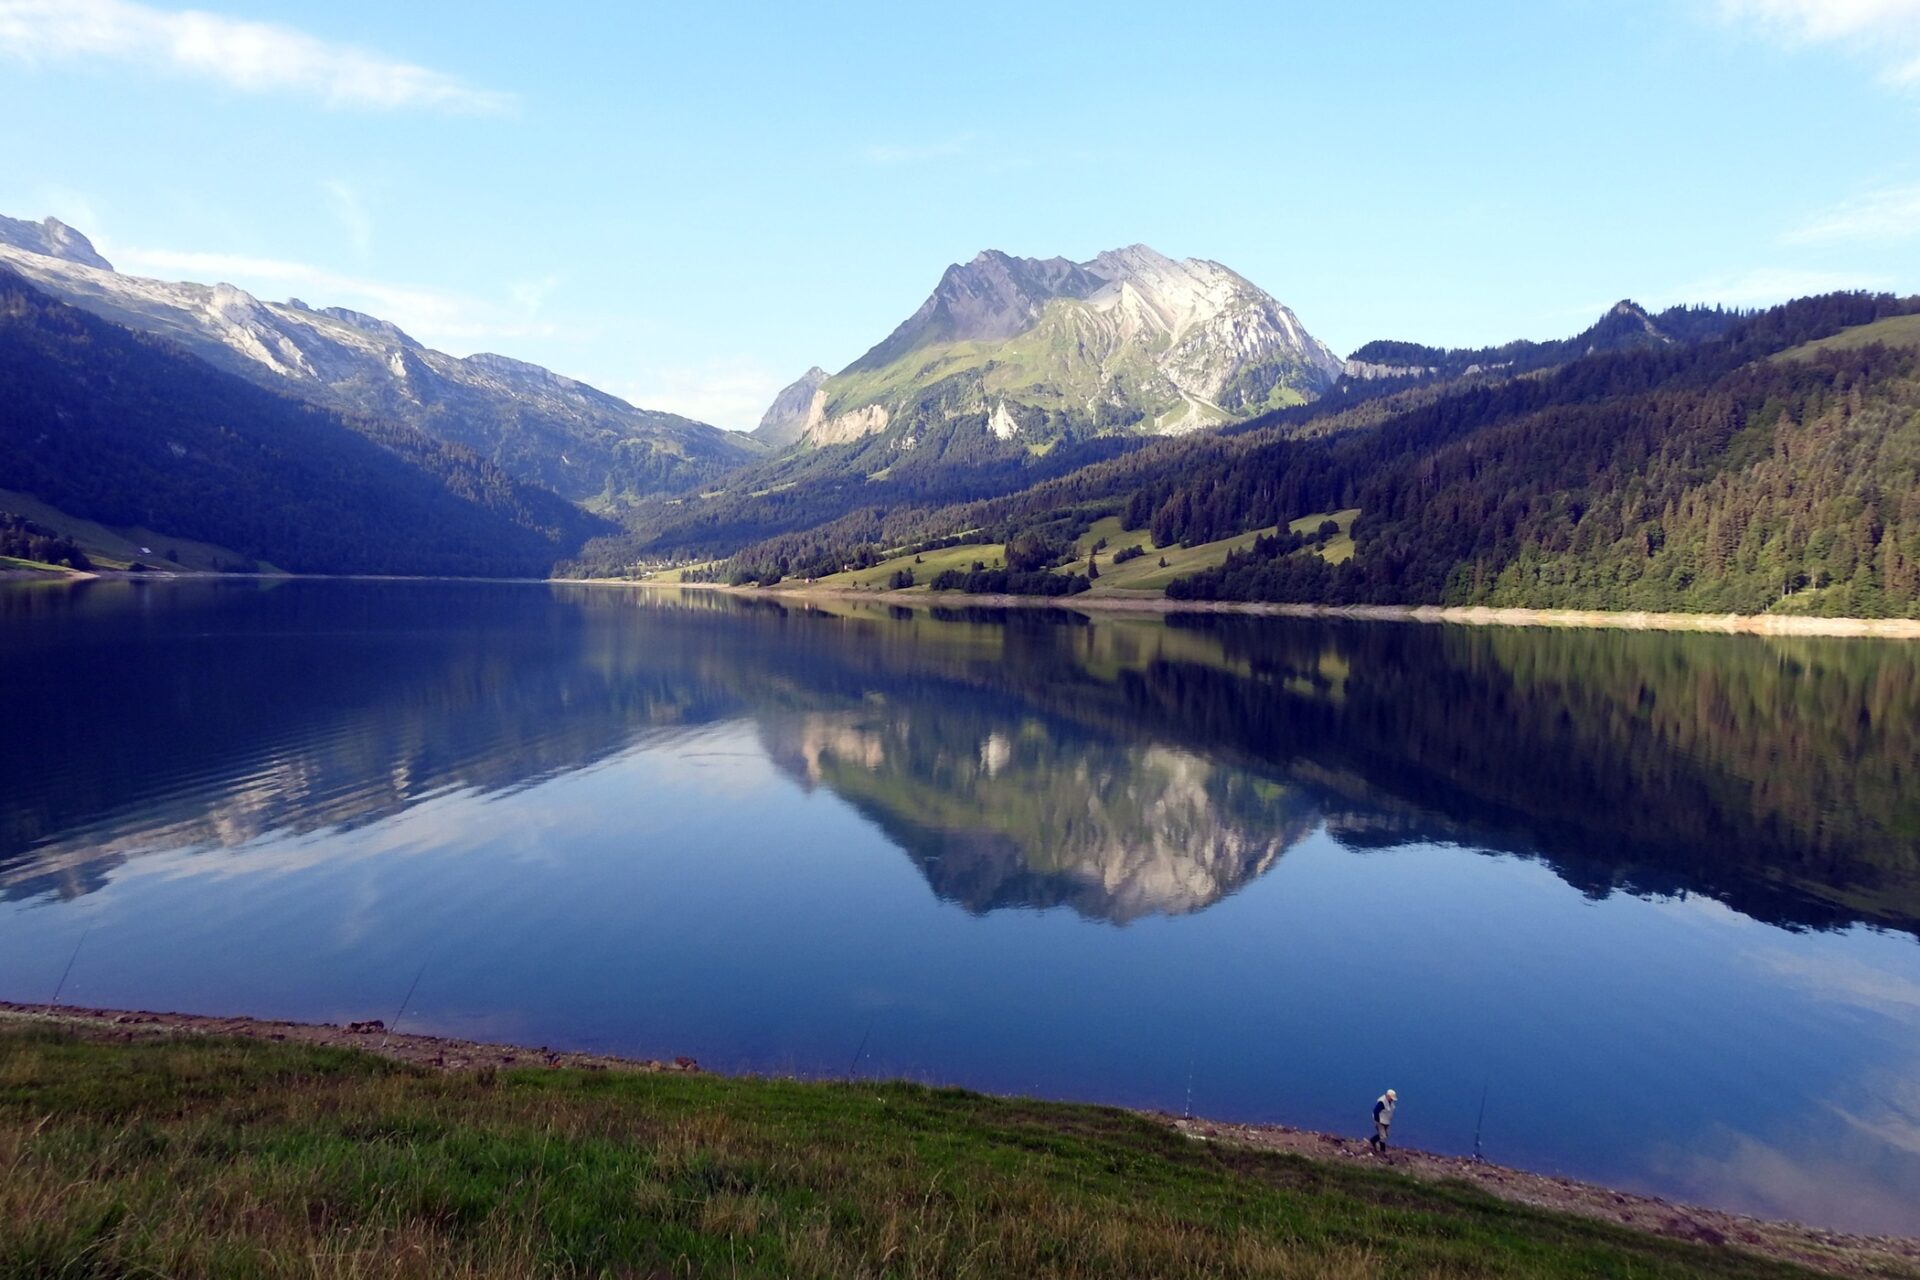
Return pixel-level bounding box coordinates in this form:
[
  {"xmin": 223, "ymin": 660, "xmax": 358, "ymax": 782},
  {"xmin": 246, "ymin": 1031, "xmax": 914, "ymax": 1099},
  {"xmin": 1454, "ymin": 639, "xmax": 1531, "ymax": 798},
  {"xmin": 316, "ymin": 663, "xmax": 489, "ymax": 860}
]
[
  {"xmin": 5, "ymin": 1001, "xmax": 1915, "ymax": 1277},
  {"xmin": 14, "ymin": 569, "xmax": 1920, "ymax": 638},
  {"xmin": 586, "ymin": 579, "xmax": 1920, "ymax": 639}
]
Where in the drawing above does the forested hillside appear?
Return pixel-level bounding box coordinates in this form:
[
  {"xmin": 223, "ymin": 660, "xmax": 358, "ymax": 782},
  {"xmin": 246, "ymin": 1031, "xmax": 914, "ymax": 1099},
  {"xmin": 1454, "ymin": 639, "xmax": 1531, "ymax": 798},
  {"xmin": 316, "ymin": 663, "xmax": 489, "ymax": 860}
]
[
  {"xmin": 1164, "ymin": 295, "xmax": 1920, "ymax": 615},
  {"xmin": 650, "ymin": 292, "xmax": 1920, "ymax": 617},
  {"xmin": 0, "ymin": 271, "xmax": 608, "ymax": 576}
]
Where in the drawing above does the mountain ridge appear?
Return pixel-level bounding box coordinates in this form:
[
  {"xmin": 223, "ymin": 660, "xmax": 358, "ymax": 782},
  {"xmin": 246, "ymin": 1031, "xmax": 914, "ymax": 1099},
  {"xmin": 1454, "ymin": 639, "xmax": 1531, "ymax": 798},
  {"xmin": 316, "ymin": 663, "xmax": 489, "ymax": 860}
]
[
  {"xmin": 0, "ymin": 268, "xmax": 609, "ymax": 575},
  {"xmin": 0, "ymin": 216, "xmax": 762, "ymax": 505}
]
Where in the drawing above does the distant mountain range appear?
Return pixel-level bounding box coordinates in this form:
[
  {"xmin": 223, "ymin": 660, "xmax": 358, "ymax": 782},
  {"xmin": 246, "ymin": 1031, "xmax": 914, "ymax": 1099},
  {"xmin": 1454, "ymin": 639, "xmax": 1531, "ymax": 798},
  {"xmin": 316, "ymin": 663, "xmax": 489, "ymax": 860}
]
[
  {"xmin": 0, "ymin": 216, "xmax": 760, "ymax": 505},
  {"xmin": 755, "ymin": 244, "xmax": 1342, "ymax": 452},
  {"xmin": 0, "ymin": 268, "xmax": 607, "ymax": 576},
  {"xmin": 7, "ymin": 205, "xmax": 1917, "ymax": 615}
]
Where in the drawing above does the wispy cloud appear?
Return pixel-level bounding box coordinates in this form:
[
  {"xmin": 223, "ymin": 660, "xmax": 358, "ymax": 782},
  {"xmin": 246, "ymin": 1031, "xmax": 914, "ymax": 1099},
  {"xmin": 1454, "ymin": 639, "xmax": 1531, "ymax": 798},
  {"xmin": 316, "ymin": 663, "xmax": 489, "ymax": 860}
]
[
  {"xmin": 109, "ymin": 246, "xmax": 558, "ymax": 347},
  {"xmin": 863, "ymin": 133, "xmax": 977, "ymax": 165},
  {"xmin": 1715, "ymin": 0, "xmax": 1920, "ymax": 85},
  {"xmin": 1783, "ymin": 182, "xmax": 1920, "ymax": 245},
  {"xmin": 617, "ymin": 358, "xmax": 785, "ymax": 430},
  {"xmin": 0, "ymin": 0, "xmax": 515, "ymax": 114},
  {"xmin": 1658, "ymin": 266, "xmax": 1893, "ymax": 308},
  {"xmin": 508, "ymin": 273, "xmax": 563, "ymax": 315}
]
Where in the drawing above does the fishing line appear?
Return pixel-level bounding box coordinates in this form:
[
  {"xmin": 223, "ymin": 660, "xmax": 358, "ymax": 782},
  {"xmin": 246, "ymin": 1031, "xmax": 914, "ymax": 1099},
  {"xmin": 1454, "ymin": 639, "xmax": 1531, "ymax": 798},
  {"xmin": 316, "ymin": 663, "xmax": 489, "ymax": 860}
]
[
  {"xmin": 847, "ymin": 1011, "xmax": 878, "ymax": 1080},
  {"xmin": 1472, "ymin": 1077, "xmax": 1490, "ymax": 1162},
  {"xmin": 45, "ymin": 922, "xmax": 93, "ymax": 1012}
]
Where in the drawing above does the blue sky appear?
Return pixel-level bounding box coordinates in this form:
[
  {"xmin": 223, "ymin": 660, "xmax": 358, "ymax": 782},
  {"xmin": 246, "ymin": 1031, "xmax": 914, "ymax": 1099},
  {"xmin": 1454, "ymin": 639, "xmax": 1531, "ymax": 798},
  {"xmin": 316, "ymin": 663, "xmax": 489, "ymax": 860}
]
[{"xmin": 2, "ymin": 0, "xmax": 1917, "ymax": 428}]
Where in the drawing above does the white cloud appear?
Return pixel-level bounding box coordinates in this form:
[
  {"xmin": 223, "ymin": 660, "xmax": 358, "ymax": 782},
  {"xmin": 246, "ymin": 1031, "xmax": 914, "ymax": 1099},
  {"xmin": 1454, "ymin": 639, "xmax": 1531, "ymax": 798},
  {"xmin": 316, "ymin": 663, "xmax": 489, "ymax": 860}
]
[
  {"xmin": 1658, "ymin": 266, "xmax": 1893, "ymax": 307},
  {"xmin": 1783, "ymin": 182, "xmax": 1920, "ymax": 245},
  {"xmin": 1716, "ymin": 0, "xmax": 1920, "ymax": 84},
  {"xmin": 617, "ymin": 358, "xmax": 785, "ymax": 430},
  {"xmin": 109, "ymin": 245, "xmax": 559, "ymax": 348},
  {"xmin": 0, "ymin": 0, "xmax": 515, "ymax": 113},
  {"xmin": 508, "ymin": 273, "xmax": 563, "ymax": 315}
]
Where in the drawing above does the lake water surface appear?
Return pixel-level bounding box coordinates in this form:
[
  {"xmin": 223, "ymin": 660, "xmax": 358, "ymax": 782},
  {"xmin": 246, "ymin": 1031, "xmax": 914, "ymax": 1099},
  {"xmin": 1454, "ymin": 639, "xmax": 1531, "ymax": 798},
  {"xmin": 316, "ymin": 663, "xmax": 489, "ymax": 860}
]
[{"xmin": 3, "ymin": 579, "xmax": 1918, "ymax": 1233}]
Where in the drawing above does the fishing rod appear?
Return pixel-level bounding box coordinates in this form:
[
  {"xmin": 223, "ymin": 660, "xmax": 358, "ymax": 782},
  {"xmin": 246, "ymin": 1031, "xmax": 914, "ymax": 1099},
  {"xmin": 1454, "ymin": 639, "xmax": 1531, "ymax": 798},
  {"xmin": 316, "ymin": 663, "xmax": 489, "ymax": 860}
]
[
  {"xmin": 379, "ymin": 952, "xmax": 433, "ymax": 1051},
  {"xmin": 847, "ymin": 1012, "xmax": 878, "ymax": 1080},
  {"xmin": 45, "ymin": 923, "xmax": 93, "ymax": 1012},
  {"xmin": 1472, "ymin": 1078, "xmax": 1490, "ymax": 1162}
]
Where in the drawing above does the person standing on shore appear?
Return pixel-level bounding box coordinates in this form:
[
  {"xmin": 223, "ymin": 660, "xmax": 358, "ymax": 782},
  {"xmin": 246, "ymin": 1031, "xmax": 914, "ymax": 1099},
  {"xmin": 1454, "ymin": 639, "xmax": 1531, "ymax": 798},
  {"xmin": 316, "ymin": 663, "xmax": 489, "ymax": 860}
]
[{"xmin": 1370, "ymin": 1088, "xmax": 1397, "ymax": 1152}]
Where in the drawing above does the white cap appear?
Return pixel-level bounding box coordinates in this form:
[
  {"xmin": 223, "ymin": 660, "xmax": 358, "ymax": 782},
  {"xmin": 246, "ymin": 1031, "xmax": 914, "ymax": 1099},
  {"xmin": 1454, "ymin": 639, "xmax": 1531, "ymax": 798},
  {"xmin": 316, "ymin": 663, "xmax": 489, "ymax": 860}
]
[{"xmin": 1385, "ymin": 1089, "xmax": 1397, "ymax": 1100}]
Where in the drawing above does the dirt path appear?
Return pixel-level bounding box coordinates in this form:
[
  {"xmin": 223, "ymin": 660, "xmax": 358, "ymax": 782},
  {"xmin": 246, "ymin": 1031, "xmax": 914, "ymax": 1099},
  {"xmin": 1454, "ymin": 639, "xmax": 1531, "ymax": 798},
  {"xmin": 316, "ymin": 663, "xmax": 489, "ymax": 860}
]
[
  {"xmin": 1170, "ymin": 1116, "xmax": 1920, "ymax": 1279},
  {"xmin": 5, "ymin": 1002, "xmax": 1916, "ymax": 1278},
  {"xmin": 0, "ymin": 1001, "xmax": 700, "ymax": 1076}
]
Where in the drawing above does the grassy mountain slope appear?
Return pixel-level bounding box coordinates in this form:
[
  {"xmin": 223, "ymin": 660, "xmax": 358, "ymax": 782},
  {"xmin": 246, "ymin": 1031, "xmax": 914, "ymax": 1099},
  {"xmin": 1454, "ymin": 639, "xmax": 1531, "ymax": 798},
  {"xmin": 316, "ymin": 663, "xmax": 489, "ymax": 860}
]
[{"xmin": 0, "ymin": 269, "xmax": 608, "ymax": 576}]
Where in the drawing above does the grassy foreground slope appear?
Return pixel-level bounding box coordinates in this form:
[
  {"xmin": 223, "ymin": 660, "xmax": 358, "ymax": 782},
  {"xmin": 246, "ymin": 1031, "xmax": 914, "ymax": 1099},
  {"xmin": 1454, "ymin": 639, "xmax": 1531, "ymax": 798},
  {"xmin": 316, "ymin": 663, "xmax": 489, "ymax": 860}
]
[{"xmin": 0, "ymin": 1027, "xmax": 1822, "ymax": 1280}]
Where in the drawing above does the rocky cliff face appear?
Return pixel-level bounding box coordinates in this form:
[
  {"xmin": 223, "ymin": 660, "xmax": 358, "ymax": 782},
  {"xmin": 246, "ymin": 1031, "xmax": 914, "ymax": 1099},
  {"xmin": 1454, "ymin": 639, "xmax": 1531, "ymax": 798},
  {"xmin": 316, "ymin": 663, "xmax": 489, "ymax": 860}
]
[
  {"xmin": 0, "ymin": 216, "xmax": 761, "ymax": 504},
  {"xmin": 0, "ymin": 216, "xmax": 112, "ymax": 270},
  {"xmin": 752, "ymin": 366, "xmax": 828, "ymax": 449},
  {"xmin": 773, "ymin": 244, "xmax": 1342, "ymax": 453}
]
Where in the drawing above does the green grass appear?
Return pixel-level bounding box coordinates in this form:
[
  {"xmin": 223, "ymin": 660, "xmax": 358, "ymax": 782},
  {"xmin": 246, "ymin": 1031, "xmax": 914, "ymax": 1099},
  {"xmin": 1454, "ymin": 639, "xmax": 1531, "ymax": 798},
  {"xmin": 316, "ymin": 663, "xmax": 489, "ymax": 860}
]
[
  {"xmin": 821, "ymin": 298, "xmax": 1235, "ymax": 434},
  {"xmin": 1777, "ymin": 314, "xmax": 1920, "ymax": 360},
  {"xmin": 0, "ymin": 1027, "xmax": 1821, "ymax": 1280},
  {"xmin": 645, "ymin": 560, "xmax": 718, "ymax": 584},
  {"xmin": 1085, "ymin": 521, "xmax": 1280, "ymax": 594},
  {"xmin": 0, "ymin": 487, "xmax": 276, "ymax": 572},
  {"xmin": 1288, "ymin": 508, "xmax": 1362, "ymax": 565},
  {"xmin": 0, "ymin": 554, "xmax": 73, "ymax": 574},
  {"xmin": 798, "ymin": 510, "xmax": 1362, "ymax": 600},
  {"xmin": 810, "ymin": 540, "xmax": 1007, "ymax": 591}
]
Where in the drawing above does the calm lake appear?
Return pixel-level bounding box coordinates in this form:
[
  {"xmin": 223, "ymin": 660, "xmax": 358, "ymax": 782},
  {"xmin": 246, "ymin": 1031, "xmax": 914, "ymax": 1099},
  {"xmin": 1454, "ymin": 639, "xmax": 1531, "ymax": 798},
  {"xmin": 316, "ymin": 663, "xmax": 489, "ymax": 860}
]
[{"xmin": 3, "ymin": 579, "xmax": 1918, "ymax": 1233}]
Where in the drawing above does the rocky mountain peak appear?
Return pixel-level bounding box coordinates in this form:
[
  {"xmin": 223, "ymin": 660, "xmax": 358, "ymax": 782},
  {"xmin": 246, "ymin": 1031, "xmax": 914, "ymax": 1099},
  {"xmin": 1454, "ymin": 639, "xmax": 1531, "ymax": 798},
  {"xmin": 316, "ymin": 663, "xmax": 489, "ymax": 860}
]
[
  {"xmin": 776, "ymin": 242, "xmax": 1342, "ymax": 451},
  {"xmin": 849, "ymin": 249, "xmax": 1106, "ymax": 372},
  {"xmin": 1586, "ymin": 299, "xmax": 1667, "ymax": 349},
  {"xmin": 0, "ymin": 215, "xmax": 113, "ymax": 271}
]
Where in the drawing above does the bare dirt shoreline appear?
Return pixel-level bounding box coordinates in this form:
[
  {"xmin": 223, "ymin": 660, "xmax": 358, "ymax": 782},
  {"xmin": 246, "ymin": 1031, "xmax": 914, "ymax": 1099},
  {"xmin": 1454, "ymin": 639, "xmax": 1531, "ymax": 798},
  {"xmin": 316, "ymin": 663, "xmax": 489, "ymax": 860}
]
[
  {"xmin": 11, "ymin": 570, "xmax": 1920, "ymax": 637},
  {"xmin": 5, "ymin": 1002, "xmax": 1915, "ymax": 1278},
  {"xmin": 591, "ymin": 579, "xmax": 1920, "ymax": 639}
]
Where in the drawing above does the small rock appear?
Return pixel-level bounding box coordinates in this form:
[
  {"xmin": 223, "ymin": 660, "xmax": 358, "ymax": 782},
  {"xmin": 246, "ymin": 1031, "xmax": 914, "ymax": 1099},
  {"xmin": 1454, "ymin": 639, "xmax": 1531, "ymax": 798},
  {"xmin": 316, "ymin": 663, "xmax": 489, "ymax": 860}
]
[{"xmin": 346, "ymin": 1020, "xmax": 386, "ymax": 1034}]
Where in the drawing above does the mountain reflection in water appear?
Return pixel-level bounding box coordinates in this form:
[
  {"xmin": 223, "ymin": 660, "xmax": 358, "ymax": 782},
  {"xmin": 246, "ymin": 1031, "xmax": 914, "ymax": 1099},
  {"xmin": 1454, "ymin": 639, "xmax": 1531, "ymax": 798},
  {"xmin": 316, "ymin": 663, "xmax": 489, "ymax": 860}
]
[
  {"xmin": 6, "ymin": 579, "xmax": 1920, "ymax": 1235},
  {"xmin": 3, "ymin": 579, "xmax": 1917, "ymax": 934}
]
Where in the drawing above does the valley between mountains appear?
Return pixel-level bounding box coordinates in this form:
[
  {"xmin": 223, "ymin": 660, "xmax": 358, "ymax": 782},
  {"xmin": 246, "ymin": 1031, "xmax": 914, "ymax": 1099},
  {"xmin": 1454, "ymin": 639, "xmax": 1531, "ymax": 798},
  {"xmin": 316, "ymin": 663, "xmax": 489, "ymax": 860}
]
[{"xmin": 4, "ymin": 211, "xmax": 1919, "ymax": 620}]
